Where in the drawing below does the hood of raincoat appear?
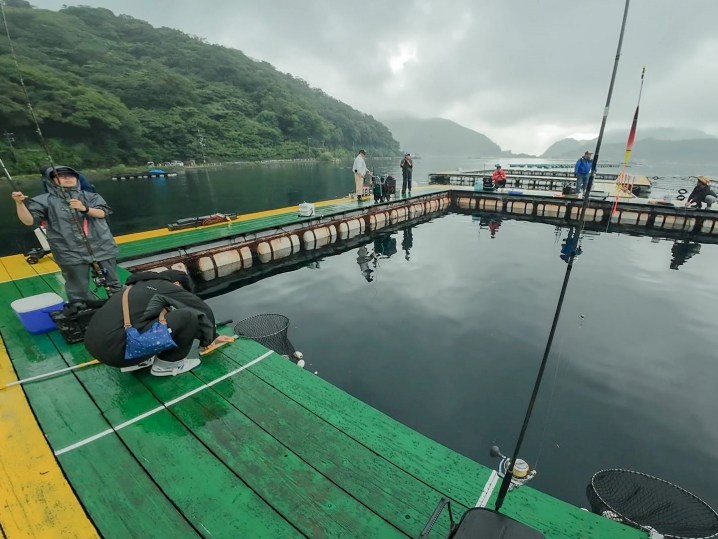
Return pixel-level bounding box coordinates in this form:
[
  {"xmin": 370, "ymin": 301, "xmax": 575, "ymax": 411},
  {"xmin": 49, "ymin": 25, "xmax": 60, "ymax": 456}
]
[
  {"xmin": 41, "ymin": 165, "xmax": 83, "ymax": 198},
  {"xmin": 25, "ymin": 166, "xmax": 118, "ymax": 266}
]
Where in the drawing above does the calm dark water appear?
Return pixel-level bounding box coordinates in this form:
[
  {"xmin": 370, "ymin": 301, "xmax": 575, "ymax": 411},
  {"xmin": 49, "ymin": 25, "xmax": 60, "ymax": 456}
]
[{"xmin": 208, "ymin": 214, "xmax": 718, "ymax": 510}]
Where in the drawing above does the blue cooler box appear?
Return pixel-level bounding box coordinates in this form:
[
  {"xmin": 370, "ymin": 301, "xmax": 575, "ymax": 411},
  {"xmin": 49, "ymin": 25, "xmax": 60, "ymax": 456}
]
[{"xmin": 11, "ymin": 292, "xmax": 65, "ymax": 334}]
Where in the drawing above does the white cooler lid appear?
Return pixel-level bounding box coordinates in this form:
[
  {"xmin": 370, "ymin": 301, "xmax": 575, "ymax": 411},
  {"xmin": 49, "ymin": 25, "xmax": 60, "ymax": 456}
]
[{"xmin": 11, "ymin": 292, "xmax": 64, "ymax": 314}]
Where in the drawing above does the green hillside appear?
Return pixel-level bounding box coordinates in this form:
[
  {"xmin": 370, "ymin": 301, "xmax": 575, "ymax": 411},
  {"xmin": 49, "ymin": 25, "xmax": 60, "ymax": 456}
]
[{"xmin": 0, "ymin": 0, "xmax": 399, "ymax": 173}]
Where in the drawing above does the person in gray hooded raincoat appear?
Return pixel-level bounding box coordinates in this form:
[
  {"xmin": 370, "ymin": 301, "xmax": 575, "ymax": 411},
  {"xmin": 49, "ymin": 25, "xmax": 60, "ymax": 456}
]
[{"xmin": 12, "ymin": 165, "xmax": 122, "ymax": 301}]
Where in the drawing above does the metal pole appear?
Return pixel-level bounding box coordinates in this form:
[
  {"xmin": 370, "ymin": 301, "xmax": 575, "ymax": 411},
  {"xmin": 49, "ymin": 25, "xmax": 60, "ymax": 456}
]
[
  {"xmin": 4, "ymin": 131, "xmax": 15, "ymax": 157},
  {"xmin": 494, "ymin": 0, "xmax": 631, "ymax": 513},
  {"xmin": 198, "ymin": 128, "xmax": 206, "ymax": 164}
]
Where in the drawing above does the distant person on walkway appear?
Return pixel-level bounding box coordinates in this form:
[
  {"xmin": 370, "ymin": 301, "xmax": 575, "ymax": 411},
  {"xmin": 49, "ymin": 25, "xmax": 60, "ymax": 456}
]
[
  {"xmin": 85, "ymin": 270, "xmax": 234, "ymax": 376},
  {"xmin": 574, "ymin": 151, "xmax": 593, "ymax": 196},
  {"xmin": 11, "ymin": 165, "xmax": 122, "ymax": 302},
  {"xmin": 492, "ymin": 164, "xmax": 507, "ymax": 189},
  {"xmin": 685, "ymin": 176, "xmax": 717, "ymax": 209},
  {"xmin": 400, "ymin": 153, "xmax": 413, "ymax": 195},
  {"xmin": 352, "ymin": 150, "xmax": 371, "ymax": 199}
]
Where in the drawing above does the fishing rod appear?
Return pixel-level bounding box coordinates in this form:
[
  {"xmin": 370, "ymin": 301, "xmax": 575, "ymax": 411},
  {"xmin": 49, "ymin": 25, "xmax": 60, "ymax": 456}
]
[
  {"xmin": 493, "ymin": 0, "xmax": 632, "ymax": 513},
  {"xmin": 0, "ymin": 155, "xmax": 21, "ymax": 191},
  {"xmin": 1, "ymin": 359, "xmax": 100, "ymax": 390},
  {"xmin": 1, "ymin": 0, "xmax": 112, "ymax": 296},
  {"xmin": 610, "ymin": 66, "xmax": 646, "ymax": 217}
]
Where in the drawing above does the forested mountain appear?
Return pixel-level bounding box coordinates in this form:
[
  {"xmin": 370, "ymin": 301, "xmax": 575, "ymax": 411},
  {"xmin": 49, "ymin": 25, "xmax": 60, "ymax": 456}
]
[{"xmin": 0, "ymin": 1, "xmax": 399, "ymax": 173}]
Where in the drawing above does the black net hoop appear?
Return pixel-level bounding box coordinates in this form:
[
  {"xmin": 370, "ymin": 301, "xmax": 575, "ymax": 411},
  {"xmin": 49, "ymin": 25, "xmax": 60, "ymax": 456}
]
[
  {"xmin": 587, "ymin": 469, "xmax": 718, "ymax": 539},
  {"xmin": 233, "ymin": 314, "xmax": 296, "ymax": 357}
]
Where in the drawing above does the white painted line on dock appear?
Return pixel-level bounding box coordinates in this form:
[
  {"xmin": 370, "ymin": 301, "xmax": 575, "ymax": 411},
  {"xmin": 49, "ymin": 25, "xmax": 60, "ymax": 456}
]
[
  {"xmin": 475, "ymin": 470, "xmax": 500, "ymax": 507},
  {"xmin": 54, "ymin": 351, "xmax": 273, "ymax": 456}
]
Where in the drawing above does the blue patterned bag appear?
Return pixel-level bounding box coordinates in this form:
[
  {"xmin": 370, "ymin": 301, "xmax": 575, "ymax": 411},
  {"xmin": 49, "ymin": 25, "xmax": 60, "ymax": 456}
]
[{"xmin": 122, "ymin": 286, "xmax": 177, "ymax": 361}]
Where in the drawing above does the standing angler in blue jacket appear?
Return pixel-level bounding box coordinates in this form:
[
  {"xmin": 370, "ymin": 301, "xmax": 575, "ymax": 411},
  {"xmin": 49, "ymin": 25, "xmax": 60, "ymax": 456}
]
[{"xmin": 574, "ymin": 151, "xmax": 593, "ymax": 196}]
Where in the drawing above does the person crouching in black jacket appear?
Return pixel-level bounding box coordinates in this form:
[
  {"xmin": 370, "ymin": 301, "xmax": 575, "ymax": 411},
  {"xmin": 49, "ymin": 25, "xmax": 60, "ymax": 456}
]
[
  {"xmin": 84, "ymin": 269, "xmax": 232, "ymax": 377},
  {"xmin": 685, "ymin": 176, "xmax": 717, "ymax": 209}
]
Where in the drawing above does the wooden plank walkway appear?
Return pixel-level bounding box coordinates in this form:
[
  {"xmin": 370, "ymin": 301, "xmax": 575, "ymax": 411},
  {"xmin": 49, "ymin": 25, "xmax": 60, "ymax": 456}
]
[{"xmin": 0, "ymin": 192, "xmax": 649, "ymax": 538}]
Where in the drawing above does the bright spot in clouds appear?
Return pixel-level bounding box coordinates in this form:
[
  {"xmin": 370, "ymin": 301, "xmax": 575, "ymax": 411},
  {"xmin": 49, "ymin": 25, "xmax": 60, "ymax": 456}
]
[{"xmin": 388, "ymin": 43, "xmax": 417, "ymax": 74}]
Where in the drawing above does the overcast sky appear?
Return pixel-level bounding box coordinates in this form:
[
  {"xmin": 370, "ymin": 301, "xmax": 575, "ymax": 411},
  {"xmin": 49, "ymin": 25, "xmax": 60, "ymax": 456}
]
[{"xmin": 31, "ymin": 0, "xmax": 718, "ymax": 154}]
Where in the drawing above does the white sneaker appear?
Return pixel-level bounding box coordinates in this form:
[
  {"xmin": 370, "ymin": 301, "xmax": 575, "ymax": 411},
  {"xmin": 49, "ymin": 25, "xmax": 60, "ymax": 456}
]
[
  {"xmin": 151, "ymin": 358, "xmax": 201, "ymax": 377},
  {"xmin": 120, "ymin": 356, "xmax": 155, "ymax": 373}
]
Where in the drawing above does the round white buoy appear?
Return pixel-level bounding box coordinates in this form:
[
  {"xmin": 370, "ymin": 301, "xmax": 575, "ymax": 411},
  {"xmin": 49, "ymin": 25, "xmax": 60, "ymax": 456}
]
[
  {"xmin": 294, "ymin": 351, "xmax": 303, "ymax": 359},
  {"xmin": 314, "ymin": 371, "xmax": 318, "ymax": 375},
  {"xmin": 297, "ymin": 359, "xmax": 305, "ymax": 368}
]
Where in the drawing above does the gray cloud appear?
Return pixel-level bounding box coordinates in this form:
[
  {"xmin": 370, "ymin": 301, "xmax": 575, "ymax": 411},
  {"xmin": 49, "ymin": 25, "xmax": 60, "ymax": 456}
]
[{"xmin": 30, "ymin": 0, "xmax": 718, "ymax": 153}]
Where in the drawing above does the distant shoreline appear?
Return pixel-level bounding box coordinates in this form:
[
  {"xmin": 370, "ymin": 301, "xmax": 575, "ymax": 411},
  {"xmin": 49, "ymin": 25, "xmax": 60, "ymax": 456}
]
[
  {"xmin": 5, "ymin": 158, "xmax": 323, "ymax": 182},
  {"xmin": 5, "ymin": 155, "xmax": 414, "ymax": 182}
]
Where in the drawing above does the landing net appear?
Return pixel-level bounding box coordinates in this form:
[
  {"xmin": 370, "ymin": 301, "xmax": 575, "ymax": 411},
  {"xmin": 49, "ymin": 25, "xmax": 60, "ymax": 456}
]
[
  {"xmin": 233, "ymin": 314, "xmax": 297, "ymax": 357},
  {"xmin": 587, "ymin": 469, "xmax": 718, "ymax": 538}
]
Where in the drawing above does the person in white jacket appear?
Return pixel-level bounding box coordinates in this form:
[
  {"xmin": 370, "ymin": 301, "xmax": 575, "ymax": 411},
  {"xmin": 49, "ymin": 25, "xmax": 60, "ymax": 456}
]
[{"xmin": 352, "ymin": 150, "xmax": 372, "ymax": 199}]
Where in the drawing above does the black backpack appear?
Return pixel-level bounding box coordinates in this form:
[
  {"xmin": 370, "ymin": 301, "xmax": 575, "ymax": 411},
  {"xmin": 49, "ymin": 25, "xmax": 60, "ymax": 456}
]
[{"xmin": 50, "ymin": 299, "xmax": 108, "ymax": 344}]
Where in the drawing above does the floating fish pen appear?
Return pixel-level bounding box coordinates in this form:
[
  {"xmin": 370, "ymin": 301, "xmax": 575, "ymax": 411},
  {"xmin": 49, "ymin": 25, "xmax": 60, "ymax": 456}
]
[
  {"xmin": 115, "ymin": 188, "xmax": 718, "ymax": 293},
  {"xmin": 110, "ymin": 170, "xmax": 179, "ymax": 180},
  {"xmin": 430, "ymin": 169, "xmax": 652, "ymax": 196},
  {"xmin": 453, "ymin": 191, "xmax": 718, "ymax": 240},
  {"xmin": 126, "ymin": 194, "xmax": 451, "ymax": 286},
  {"xmin": 508, "ymin": 163, "xmax": 624, "ymax": 169}
]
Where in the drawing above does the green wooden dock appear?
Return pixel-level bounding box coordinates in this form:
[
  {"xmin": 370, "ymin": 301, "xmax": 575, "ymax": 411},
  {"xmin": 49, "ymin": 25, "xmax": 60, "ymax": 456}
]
[{"xmin": 0, "ymin": 191, "xmax": 648, "ymax": 538}]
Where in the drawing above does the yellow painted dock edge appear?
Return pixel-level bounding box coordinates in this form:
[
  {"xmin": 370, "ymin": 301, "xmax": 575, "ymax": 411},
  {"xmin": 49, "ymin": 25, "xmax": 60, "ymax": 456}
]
[{"xmin": 0, "ymin": 334, "xmax": 100, "ymax": 539}]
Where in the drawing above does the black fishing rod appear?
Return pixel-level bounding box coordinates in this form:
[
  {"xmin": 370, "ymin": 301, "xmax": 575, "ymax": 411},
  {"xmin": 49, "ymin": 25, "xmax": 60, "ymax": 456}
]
[
  {"xmin": 493, "ymin": 0, "xmax": 632, "ymax": 513},
  {"xmin": 1, "ymin": 0, "xmax": 112, "ymax": 296}
]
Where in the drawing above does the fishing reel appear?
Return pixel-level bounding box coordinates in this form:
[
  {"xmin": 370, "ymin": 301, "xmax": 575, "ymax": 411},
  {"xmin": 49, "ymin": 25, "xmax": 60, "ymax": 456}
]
[
  {"xmin": 490, "ymin": 445, "xmax": 537, "ymax": 492},
  {"xmin": 90, "ymin": 264, "xmax": 109, "ymax": 289}
]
